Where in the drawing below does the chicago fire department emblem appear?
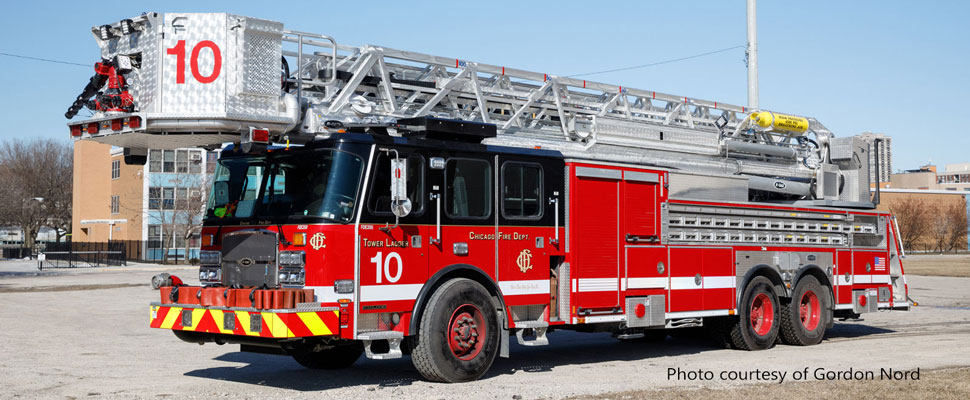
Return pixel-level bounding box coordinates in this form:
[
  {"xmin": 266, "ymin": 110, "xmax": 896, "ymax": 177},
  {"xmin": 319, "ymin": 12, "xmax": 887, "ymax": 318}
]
[
  {"xmin": 516, "ymin": 249, "xmax": 533, "ymax": 273},
  {"xmin": 309, "ymin": 233, "xmax": 327, "ymax": 250}
]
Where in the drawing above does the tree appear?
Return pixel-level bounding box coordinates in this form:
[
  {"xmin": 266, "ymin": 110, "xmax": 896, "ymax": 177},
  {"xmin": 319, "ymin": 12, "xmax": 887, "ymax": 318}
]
[
  {"xmin": 0, "ymin": 139, "xmax": 73, "ymax": 254},
  {"xmin": 945, "ymin": 200, "xmax": 968, "ymax": 253},
  {"xmin": 887, "ymin": 197, "xmax": 930, "ymax": 252}
]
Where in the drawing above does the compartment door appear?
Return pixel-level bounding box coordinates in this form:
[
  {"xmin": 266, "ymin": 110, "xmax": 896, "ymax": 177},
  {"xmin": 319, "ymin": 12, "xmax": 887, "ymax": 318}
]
[{"xmin": 572, "ymin": 166, "xmax": 621, "ymax": 310}]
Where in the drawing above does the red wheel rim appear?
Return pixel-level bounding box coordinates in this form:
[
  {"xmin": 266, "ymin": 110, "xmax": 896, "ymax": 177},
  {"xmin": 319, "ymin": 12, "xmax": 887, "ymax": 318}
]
[
  {"xmin": 799, "ymin": 290, "xmax": 821, "ymax": 331},
  {"xmin": 750, "ymin": 293, "xmax": 774, "ymax": 336},
  {"xmin": 447, "ymin": 304, "xmax": 486, "ymax": 361}
]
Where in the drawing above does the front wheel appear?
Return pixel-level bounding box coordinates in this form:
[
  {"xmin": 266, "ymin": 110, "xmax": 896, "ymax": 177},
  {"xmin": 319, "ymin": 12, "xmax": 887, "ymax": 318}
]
[
  {"xmin": 729, "ymin": 276, "xmax": 780, "ymax": 350},
  {"xmin": 411, "ymin": 278, "xmax": 500, "ymax": 382},
  {"xmin": 779, "ymin": 275, "xmax": 829, "ymax": 346}
]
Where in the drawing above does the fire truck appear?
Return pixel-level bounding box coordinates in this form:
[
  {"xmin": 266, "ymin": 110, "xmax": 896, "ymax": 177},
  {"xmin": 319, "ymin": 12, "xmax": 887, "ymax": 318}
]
[{"xmin": 67, "ymin": 13, "xmax": 911, "ymax": 382}]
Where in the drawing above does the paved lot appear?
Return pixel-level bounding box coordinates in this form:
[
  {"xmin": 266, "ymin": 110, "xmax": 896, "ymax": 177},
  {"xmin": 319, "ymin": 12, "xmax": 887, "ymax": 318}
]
[{"xmin": 1, "ymin": 259, "xmax": 969, "ymax": 399}]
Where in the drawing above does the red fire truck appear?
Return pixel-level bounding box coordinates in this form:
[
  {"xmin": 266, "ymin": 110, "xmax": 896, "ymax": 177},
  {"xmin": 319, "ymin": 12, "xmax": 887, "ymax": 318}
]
[{"xmin": 67, "ymin": 13, "xmax": 911, "ymax": 382}]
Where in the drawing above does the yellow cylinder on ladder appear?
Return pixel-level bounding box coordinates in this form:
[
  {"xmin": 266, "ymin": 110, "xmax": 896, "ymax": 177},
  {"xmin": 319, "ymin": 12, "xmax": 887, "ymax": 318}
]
[{"xmin": 749, "ymin": 111, "xmax": 809, "ymax": 134}]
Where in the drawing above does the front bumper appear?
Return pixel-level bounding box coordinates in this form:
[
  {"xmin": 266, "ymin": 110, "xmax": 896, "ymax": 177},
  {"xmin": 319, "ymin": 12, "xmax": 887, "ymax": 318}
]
[{"xmin": 149, "ymin": 303, "xmax": 340, "ymax": 338}]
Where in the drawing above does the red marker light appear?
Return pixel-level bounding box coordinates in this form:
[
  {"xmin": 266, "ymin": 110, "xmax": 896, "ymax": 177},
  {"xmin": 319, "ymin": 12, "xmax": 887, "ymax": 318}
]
[
  {"xmin": 858, "ymin": 295, "xmax": 867, "ymax": 307},
  {"xmin": 70, "ymin": 125, "xmax": 82, "ymax": 137},
  {"xmin": 87, "ymin": 122, "xmax": 99, "ymax": 134},
  {"xmin": 128, "ymin": 116, "xmax": 141, "ymax": 129},
  {"xmin": 111, "ymin": 118, "xmax": 123, "ymax": 131},
  {"xmin": 251, "ymin": 129, "xmax": 269, "ymax": 143}
]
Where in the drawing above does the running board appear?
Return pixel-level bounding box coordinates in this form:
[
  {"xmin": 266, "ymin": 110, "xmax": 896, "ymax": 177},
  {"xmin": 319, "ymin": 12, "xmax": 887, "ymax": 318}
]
[
  {"xmin": 358, "ymin": 331, "xmax": 404, "ymax": 360},
  {"xmin": 666, "ymin": 318, "xmax": 702, "ymax": 329}
]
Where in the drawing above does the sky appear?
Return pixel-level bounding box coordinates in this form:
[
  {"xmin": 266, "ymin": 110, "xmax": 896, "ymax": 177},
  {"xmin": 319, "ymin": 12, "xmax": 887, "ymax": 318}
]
[{"xmin": 1, "ymin": 0, "xmax": 967, "ymax": 171}]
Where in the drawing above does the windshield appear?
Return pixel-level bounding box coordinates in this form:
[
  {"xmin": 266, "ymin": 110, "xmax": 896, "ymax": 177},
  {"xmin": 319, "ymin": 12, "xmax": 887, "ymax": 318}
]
[{"xmin": 206, "ymin": 149, "xmax": 365, "ymax": 223}]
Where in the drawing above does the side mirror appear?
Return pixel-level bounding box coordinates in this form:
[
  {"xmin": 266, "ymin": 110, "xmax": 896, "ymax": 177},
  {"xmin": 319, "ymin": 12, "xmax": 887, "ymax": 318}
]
[{"xmin": 390, "ymin": 157, "xmax": 412, "ymax": 218}]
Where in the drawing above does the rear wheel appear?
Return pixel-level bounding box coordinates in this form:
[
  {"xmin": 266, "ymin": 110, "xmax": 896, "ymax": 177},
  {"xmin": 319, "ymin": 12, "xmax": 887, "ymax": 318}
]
[
  {"xmin": 780, "ymin": 275, "xmax": 829, "ymax": 346},
  {"xmin": 411, "ymin": 278, "xmax": 500, "ymax": 382},
  {"xmin": 730, "ymin": 276, "xmax": 780, "ymax": 350},
  {"xmin": 288, "ymin": 341, "xmax": 363, "ymax": 369}
]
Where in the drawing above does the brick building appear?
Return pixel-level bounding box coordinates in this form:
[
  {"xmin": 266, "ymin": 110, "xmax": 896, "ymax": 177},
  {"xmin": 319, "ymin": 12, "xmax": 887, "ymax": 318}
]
[{"xmin": 72, "ymin": 141, "xmax": 215, "ymax": 261}]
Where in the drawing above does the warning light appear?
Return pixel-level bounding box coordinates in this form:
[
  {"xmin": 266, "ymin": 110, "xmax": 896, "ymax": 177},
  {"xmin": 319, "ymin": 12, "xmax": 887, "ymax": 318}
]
[
  {"xmin": 111, "ymin": 118, "xmax": 124, "ymax": 131},
  {"xmin": 634, "ymin": 303, "xmax": 646, "ymax": 318},
  {"xmin": 128, "ymin": 116, "xmax": 141, "ymax": 129},
  {"xmin": 292, "ymin": 233, "xmax": 306, "ymax": 246},
  {"xmin": 87, "ymin": 122, "xmax": 99, "ymax": 134},
  {"xmin": 70, "ymin": 125, "xmax": 82, "ymax": 137},
  {"xmin": 251, "ymin": 129, "xmax": 270, "ymax": 143},
  {"xmin": 858, "ymin": 295, "xmax": 867, "ymax": 307}
]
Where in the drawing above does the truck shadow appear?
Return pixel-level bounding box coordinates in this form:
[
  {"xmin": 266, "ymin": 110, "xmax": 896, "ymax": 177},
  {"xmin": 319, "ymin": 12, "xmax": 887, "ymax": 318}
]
[
  {"xmin": 183, "ymin": 325, "xmax": 895, "ymax": 391},
  {"xmin": 824, "ymin": 323, "xmax": 895, "ymax": 339}
]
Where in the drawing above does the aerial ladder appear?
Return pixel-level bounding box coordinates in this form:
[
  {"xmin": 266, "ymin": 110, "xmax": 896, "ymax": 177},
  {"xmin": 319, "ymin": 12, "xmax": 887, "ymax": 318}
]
[{"xmin": 66, "ymin": 12, "xmax": 873, "ymax": 207}]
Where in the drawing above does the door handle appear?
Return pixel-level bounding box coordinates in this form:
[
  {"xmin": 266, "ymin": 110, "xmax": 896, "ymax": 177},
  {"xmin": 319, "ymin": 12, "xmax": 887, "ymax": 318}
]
[{"xmin": 625, "ymin": 234, "xmax": 658, "ymax": 243}]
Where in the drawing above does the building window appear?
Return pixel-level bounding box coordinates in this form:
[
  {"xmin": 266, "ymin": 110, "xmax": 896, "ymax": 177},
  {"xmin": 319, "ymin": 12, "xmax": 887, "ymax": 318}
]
[
  {"xmin": 163, "ymin": 150, "xmax": 175, "ymax": 173},
  {"xmin": 149, "ymin": 150, "xmax": 162, "ymax": 173},
  {"xmin": 148, "ymin": 188, "xmax": 161, "ymax": 210},
  {"xmin": 110, "ymin": 196, "xmax": 119, "ymax": 214},
  {"xmin": 176, "ymin": 188, "xmax": 188, "ymax": 209},
  {"xmin": 189, "ymin": 150, "xmax": 202, "ymax": 173},
  {"xmin": 163, "ymin": 188, "xmax": 175, "ymax": 210},
  {"xmin": 501, "ymin": 162, "xmax": 543, "ymax": 219},
  {"xmin": 147, "ymin": 225, "xmax": 162, "ymax": 249},
  {"xmin": 111, "ymin": 160, "xmax": 120, "ymax": 180},
  {"xmin": 176, "ymin": 150, "xmax": 188, "ymax": 173}
]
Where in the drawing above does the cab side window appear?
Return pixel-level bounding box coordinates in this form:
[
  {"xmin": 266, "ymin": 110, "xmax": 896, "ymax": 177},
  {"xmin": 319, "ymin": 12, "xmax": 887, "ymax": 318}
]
[
  {"xmin": 446, "ymin": 158, "xmax": 491, "ymax": 219},
  {"xmin": 368, "ymin": 153, "xmax": 425, "ymax": 215},
  {"xmin": 502, "ymin": 162, "xmax": 542, "ymax": 219}
]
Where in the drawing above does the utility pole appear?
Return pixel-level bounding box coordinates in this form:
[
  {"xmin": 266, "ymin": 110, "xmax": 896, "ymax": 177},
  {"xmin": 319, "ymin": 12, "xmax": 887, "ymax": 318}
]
[{"xmin": 746, "ymin": 0, "xmax": 759, "ymax": 110}]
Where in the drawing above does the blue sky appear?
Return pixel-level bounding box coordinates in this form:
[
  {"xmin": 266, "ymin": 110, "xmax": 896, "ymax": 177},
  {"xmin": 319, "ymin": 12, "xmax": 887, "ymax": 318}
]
[{"xmin": 1, "ymin": 1, "xmax": 967, "ymax": 171}]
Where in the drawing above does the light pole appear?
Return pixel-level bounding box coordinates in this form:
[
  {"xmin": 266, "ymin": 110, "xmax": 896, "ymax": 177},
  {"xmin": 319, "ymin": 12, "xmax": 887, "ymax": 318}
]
[{"xmin": 746, "ymin": 0, "xmax": 759, "ymax": 110}]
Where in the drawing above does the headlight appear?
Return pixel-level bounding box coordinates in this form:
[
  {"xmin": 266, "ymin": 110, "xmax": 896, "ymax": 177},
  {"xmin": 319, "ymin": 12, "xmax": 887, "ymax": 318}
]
[
  {"xmin": 199, "ymin": 266, "xmax": 221, "ymax": 284},
  {"xmin": 279, "ymin": 251, "xmax": 305, "ymax": 266},
  {"xmin": 278, "ymin": 266, "xmax": 305, "ymax": 286},
  {"xmin": 200, "ymin": 250, "xmax": 221, "ymax": 266}
]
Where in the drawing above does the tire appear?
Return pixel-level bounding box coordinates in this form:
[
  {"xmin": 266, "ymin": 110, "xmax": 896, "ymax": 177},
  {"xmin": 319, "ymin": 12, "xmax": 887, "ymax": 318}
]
[
  {"xmin": 289, "ymin": 341, "xmax": 363, "ymax": 369},
  {"xmin": 411, "ymin": 278, "xmax": 500, "ymax": 382},
  {"xmin": 729, "ymin": 276, "xmax": 780, "ymax": 350},
  {"xmin": 779, "ymin": 275, "xmax": 829, "ymax": 346}
]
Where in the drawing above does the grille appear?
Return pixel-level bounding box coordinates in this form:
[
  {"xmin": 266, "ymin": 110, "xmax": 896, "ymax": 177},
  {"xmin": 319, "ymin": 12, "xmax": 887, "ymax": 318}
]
[{"xmin": 220, "ymin": 230, "xmax": 278, "ymax": 287}]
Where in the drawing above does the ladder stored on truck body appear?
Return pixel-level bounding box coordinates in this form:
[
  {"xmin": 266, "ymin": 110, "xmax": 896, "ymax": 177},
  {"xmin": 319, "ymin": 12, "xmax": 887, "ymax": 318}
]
[{"xmin": 66, "ymin": 12, "xmax": 873, "ymax": 207}]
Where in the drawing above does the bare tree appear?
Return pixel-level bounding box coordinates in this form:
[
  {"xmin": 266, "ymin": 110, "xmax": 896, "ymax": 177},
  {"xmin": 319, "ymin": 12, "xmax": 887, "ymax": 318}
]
[
  {"xmin": 0, "ymin": 139, "xmax": 73, "ymax": 254},
  {"xmin": 928, "ymin": 203, "xmax": 952, "ymax": 253},
  {"xmin": 945, "ymin": 200, "xmax": 968, "ymax": 252},
  {"xmin": 888, "ymin": 197, "xmax": 931, "ymax": 252}
]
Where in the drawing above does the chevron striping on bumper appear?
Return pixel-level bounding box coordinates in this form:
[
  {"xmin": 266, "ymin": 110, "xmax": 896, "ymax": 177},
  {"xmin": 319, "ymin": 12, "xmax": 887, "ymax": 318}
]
[{"xmin": 149, "ymin": 305, "xmax": 340, "ymax": 339}]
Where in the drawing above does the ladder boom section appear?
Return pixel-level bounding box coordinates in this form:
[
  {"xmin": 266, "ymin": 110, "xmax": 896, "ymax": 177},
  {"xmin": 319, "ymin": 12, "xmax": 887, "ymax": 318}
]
[{"xmin": 65, "ymin": 12, "xmax": 872, "ymax": 206}]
